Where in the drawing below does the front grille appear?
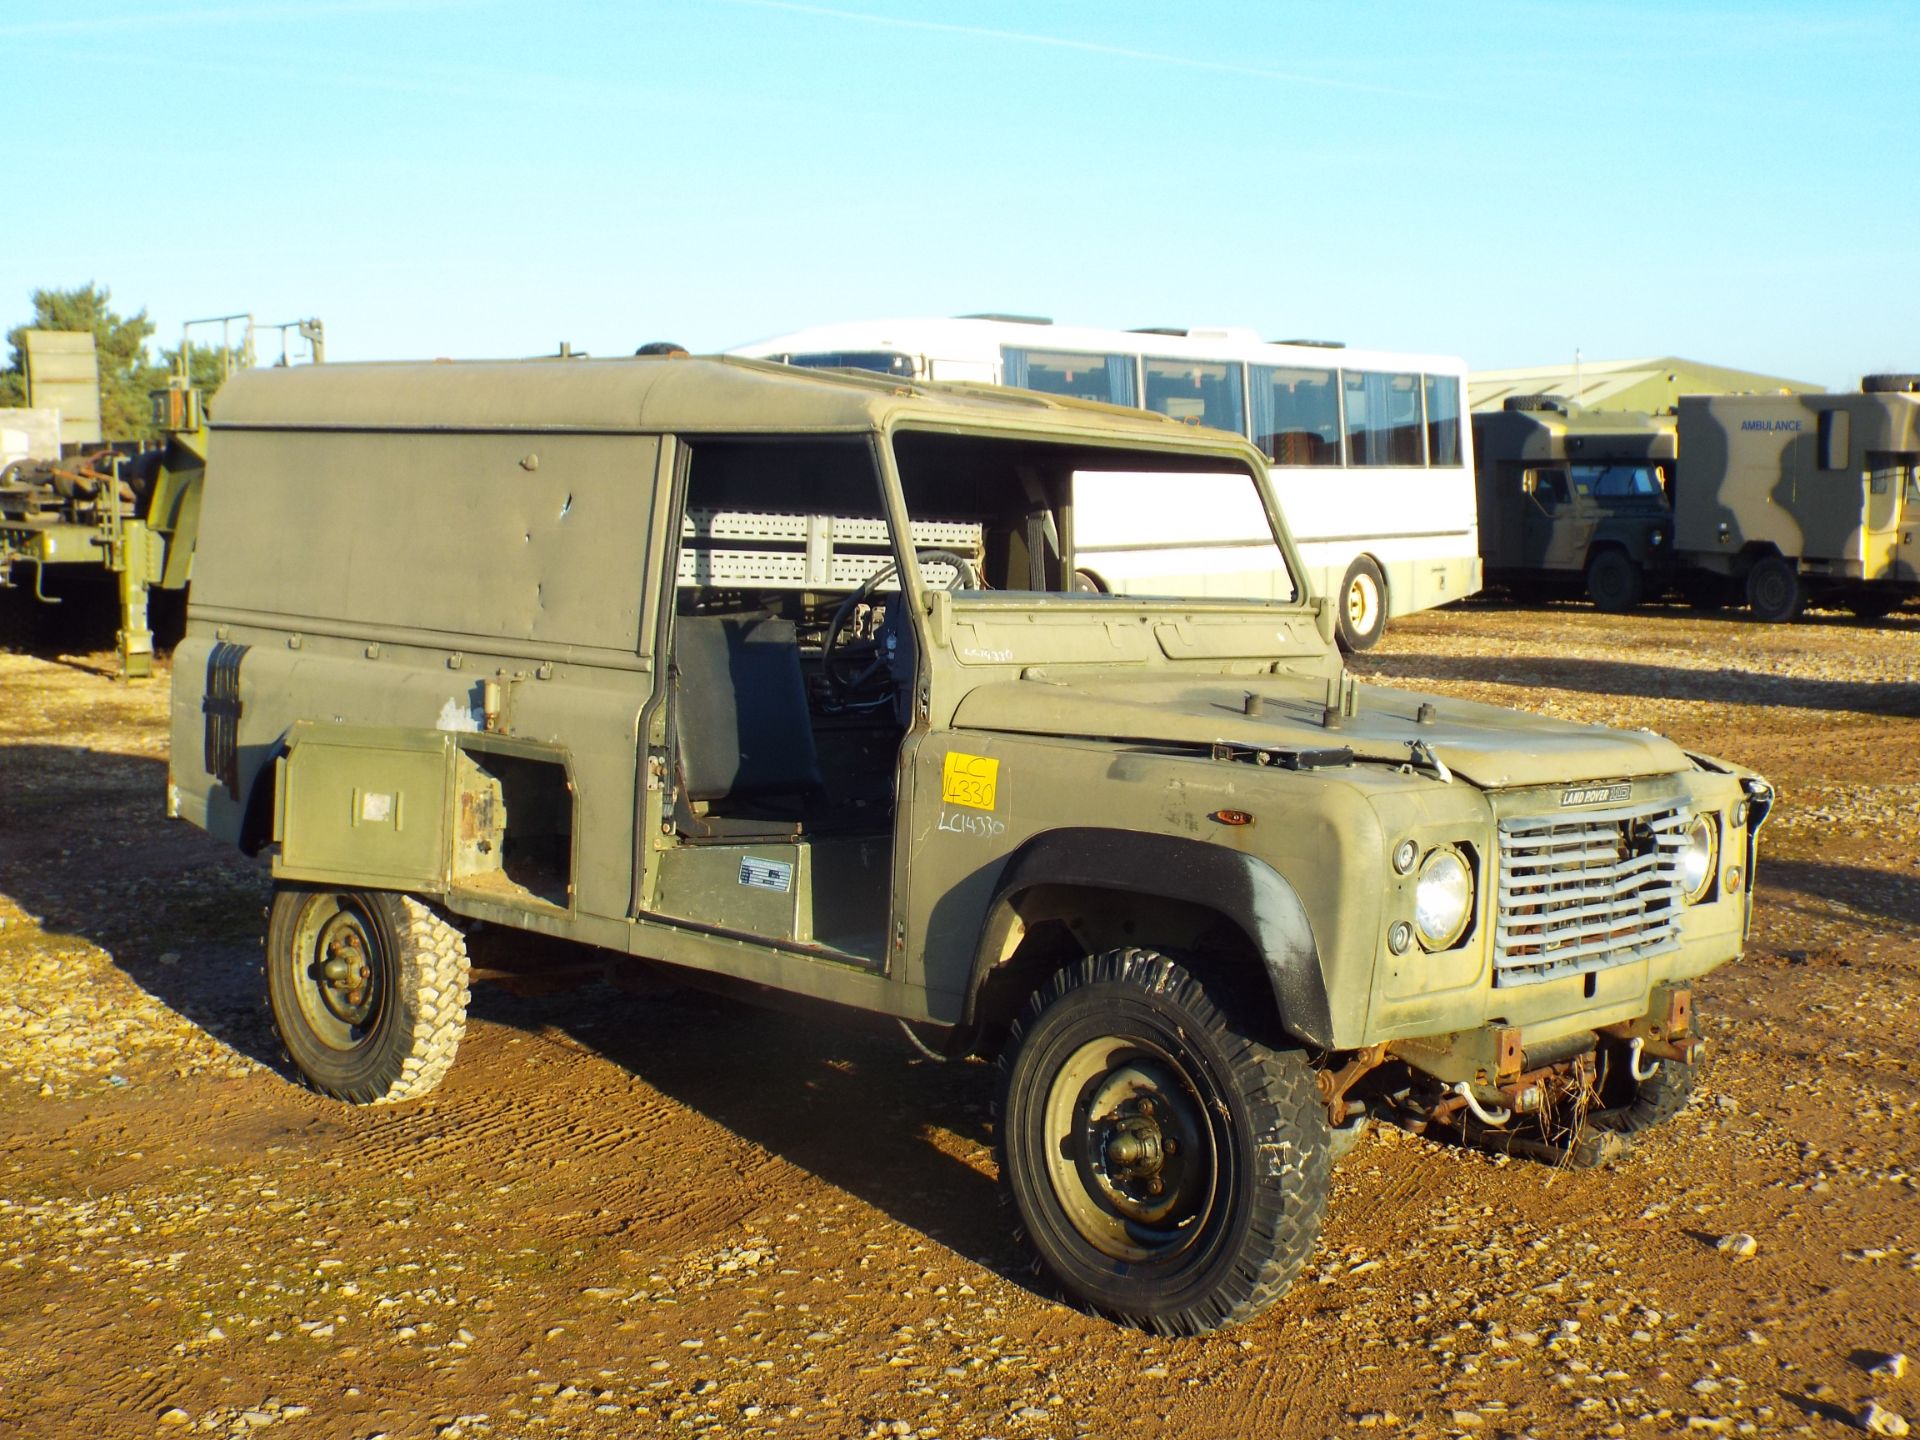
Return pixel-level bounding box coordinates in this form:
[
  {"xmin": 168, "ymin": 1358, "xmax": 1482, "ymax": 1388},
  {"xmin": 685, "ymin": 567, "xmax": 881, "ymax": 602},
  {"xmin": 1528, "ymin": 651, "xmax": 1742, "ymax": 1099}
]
[{"xmin": 1493, "ymin": 797, "xmax": 1688, "ymax": 987}]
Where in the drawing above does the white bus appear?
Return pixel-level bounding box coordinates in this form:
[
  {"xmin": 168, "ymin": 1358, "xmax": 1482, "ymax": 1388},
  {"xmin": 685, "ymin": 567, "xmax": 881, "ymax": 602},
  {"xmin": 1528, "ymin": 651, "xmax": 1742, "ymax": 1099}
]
[{"xmin": 729, "ymin": 316, "xmax": 1480, "ymax": 649}]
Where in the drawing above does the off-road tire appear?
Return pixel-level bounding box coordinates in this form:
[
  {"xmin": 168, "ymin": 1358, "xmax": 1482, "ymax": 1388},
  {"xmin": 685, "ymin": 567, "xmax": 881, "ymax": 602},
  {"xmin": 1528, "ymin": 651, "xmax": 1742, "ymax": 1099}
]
[
  {"xmin": 995, "ymin": 948, "xmax": 1329, "ymax": 1335},
  {"xmin": 1585, "ymin": 548, "xmax": 1645, "ymax": 613},
  {"xmin": 1745, "ymin": 555, "xmax": 1805, "ymax": 624},
  {"xmin": 1588, "ymin": 1039, "xmax": 1700, "ymax": 1135},
  {"xmin": 1336, "ymin": 556, "xmax": 1388, "ymax": 652},
  {"xmin": 1862, "ymin": 373, "xmax": 1920, "ymax": 394},
  {"xmin": 266, "ymin": 886, "xmax": 470, "ymax": 1105}
]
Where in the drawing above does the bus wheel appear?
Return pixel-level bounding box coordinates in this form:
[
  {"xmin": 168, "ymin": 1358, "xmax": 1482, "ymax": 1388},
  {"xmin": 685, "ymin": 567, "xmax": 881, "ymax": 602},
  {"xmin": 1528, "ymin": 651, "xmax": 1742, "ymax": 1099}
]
[
  {"xmin": 1745, "ymin": 556, "xmax": 1804, "ymax": 624},
  {"xmin": 1585, "ymin": 549, "xmax": 1644, "ymax": 613},
  {"xmin": 1336, "ymin": 557, "xmax": 1387, "ymax": 651}
]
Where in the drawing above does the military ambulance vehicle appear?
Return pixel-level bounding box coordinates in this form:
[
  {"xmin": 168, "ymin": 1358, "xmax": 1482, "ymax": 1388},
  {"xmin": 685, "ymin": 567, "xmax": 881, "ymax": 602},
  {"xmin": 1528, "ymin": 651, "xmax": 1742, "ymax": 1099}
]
[
  {"xmin": 170, "ymin": 355, "xmax": 1772, "ymax": 1335},
  {"xmin": 1474, "ymin": 377, "xmax": 1920, "ymax": 621},
  {"xmin": 1472, "ymin": 397, "xmax": 1678, "ymax": 611},
  {"xmin": 1672, "ymin": 377, "xmax": 1920, "ymax": 622}
]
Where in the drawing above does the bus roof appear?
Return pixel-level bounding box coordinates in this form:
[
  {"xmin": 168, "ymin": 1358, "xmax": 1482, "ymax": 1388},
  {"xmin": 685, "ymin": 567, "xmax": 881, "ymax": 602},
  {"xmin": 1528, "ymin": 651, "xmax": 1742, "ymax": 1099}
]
[
  {"xmin": 209, "ymin": 352, "xmax": 1268, "ymax": 459},
  {"xmin": 732, "ymin": 316, "xmax": 1467, "ymax": 375}
]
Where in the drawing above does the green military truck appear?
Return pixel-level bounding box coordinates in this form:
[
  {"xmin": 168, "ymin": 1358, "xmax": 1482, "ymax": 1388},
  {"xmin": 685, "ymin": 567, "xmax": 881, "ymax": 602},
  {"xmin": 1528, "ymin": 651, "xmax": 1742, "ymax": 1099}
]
[
  {"xmin": 1474, "ymin": 377, "xmax": 1920, "ymax": 621},
  {"xmin": 0, "ymin": 316, "xmax": 323, "ymax": 675},
  {"xmin": 169, "ymin": 355, "xmax": 1772, "ymax": 1334},
  {"xmin": 1472, "ymin": 397, "xmax": 1679, "ymax": 611}
]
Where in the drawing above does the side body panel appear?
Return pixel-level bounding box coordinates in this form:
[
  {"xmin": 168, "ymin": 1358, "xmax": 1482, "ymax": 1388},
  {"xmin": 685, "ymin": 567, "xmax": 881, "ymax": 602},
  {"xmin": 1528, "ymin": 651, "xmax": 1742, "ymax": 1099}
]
[
  {"xmin": 898, "ymin": 728, "xmax": 1391, "ymax": 1043},
  {"xmin": 1673, "ymin": 392, "xmax": 1920, "ymax": 580},
  {"xmin": 172, "ymin": 427, "xmax": 665, "ymax": 925}
]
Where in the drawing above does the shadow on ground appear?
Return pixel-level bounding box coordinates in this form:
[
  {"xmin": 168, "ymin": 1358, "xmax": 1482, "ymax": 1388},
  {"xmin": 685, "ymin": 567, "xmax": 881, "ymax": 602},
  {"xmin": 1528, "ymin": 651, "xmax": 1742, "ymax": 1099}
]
[
  {"xmin": 0, "ymin": 739, "xmax": 1017, "ymax": 1277},
  {"xmin": 1355, "ymin": 650, "xmax": 1920, "ymax": 720},
  {"xmin": 1757, "ymin": 859, "xmax": 1920, "ymax": 933},
  {"xmin": 0, "ymin": 583, "xmax": 185, "ymax": 661}
]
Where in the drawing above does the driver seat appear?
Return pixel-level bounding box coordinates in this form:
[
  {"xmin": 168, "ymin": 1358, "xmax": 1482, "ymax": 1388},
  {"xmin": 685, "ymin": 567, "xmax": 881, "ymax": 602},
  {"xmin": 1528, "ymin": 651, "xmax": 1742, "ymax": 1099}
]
[{"xmin": 669, "ymin": 615, "xmax": 825, "ymax": 841}]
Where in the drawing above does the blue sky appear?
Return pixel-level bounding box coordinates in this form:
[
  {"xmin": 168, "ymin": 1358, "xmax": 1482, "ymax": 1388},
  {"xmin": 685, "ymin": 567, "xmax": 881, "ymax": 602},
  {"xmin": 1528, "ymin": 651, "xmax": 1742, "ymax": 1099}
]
[{"xmin": 7, "ymin": 1, "xmax": 1914, "ymax": 387}]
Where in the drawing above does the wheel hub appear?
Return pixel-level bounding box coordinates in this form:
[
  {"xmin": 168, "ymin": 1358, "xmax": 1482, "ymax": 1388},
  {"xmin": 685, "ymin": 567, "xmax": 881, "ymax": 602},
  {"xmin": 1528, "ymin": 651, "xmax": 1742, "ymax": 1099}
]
[
  {"xmin": 314, "ymin": 917, "xmax": 376, "ymax": 1026},
  {"xmin": 1041, "ymin": 1047, "xmax": 1218, "ymax": 1259},
  {"xmin": 1100, "ymin": 1108, "xmax": 1166, "ymax": 1183},
  {"xmin": 1347, "ymin": 574, "xmax": 1379, "ymax": 629}
]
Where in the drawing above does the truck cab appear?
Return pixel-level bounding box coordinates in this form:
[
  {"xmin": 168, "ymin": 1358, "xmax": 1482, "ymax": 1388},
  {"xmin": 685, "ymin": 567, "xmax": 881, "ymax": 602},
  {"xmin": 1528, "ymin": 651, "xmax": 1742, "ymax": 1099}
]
[{"xmin": 1473, "ymin": 396, "xmax": 1678, "ymax": 611}]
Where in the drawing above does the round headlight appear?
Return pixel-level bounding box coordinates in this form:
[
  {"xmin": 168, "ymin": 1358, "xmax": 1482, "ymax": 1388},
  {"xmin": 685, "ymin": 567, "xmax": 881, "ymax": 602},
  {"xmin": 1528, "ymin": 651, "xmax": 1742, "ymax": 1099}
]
[
  {"xmin": 1679, "ymin": 814, "xmax": 1717, "ymax": 903},
  {"xmin": 1414, "ymin": 848, "xmax": 1473, "ymax": 950}
]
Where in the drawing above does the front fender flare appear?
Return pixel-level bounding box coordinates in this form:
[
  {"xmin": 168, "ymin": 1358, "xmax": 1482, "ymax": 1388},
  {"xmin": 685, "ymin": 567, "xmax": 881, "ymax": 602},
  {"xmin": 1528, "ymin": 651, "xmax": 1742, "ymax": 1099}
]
[{"xmin": 969, "ymin": 828, "xmax": 1333, "ymax": 1049}]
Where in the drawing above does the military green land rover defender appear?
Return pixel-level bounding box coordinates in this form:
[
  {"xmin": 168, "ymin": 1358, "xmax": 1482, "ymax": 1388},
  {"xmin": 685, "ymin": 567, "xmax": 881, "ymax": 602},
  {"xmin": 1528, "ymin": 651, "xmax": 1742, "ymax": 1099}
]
[{"xmin": 169, "ymin": 356, "xmax": 1772, "ymax": 1335}]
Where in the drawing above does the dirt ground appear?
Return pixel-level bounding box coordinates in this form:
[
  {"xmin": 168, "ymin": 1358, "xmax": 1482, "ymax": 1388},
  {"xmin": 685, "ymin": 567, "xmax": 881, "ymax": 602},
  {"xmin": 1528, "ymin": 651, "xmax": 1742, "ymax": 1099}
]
[{"xmin": 1, "ymin": 597, "xmax": 1916, "ymax": 1440}]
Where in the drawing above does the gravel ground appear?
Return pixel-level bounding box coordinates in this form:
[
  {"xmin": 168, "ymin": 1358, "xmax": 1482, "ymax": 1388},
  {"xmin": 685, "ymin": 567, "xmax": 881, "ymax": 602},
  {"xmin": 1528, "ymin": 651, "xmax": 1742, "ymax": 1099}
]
[{"xmin": 1, "ymin": 598, "xmax": 1916, "ymax": 1440}]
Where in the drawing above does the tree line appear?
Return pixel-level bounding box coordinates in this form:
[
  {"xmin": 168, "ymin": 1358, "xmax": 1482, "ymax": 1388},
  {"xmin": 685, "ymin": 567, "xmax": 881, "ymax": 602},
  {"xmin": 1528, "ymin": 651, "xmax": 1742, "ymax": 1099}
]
[{"xmin": 0, "ymin": 283, "xmax": 240, "ymax": 444}]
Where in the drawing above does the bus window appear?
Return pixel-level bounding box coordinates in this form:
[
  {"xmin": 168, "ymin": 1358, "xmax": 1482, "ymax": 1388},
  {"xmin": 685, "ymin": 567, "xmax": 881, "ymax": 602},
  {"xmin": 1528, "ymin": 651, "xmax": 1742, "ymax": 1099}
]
[
  {"xmin": 1143, "ymin": 358, "xmax": 1245, "ymax": 433},
  {"xmin": 1344, "ymin": 371, "xmax": 1425, "ymax": 467},
  {"xmin": 1002, "ymin": 348, "xmax": 1138, "ymax": 405},
  {"xmin": 773, "ymin": 350, "xmax": 918, "ymax": 379},
  {"xmin": 1251, "ymin": 364, "xmax": 1341, "ymax": 467},
  {"xmin": 1424, "ymin": 374, "xmax": 1462, "ymax": 467}
]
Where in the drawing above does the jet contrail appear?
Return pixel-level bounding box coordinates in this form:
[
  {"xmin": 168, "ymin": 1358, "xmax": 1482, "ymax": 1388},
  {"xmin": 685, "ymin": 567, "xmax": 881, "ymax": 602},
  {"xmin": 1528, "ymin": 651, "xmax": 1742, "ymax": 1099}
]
[
  {"xmin": 710, "ymin": 0, "xmax": 1440, "ymax": 99},
  {"xmin": 0, "ymin": 0, "xmax": 472, "ymax": 41}
]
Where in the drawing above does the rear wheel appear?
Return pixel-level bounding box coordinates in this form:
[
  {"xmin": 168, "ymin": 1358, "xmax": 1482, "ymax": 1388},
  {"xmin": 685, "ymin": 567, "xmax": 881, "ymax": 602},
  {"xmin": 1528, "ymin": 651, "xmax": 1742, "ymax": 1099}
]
[
  {"xmin": 1745, "ymin": 555, "xmax": 1805, "ymax": 623},
  {"xmin": 1585, "ymin": 548, "xmax": 1645, "ymax": 613},
  {"xmin": 266, "ymin": 886, "xmax": 470, "ymax": 1104},
  {"xmin": 1336, "ymin": 556, "xmax": 1388, "ymax": 651},
  {"xmin": 996, "ymin": 949, "xmax": 1329, "ymax": 1335}
]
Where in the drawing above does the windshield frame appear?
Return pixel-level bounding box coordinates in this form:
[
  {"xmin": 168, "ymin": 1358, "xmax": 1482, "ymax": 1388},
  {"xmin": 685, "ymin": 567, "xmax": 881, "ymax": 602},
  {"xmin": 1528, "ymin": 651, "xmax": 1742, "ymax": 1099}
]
[{"xmin": 878, "ymin": 417, "xmax": 1310, "ymax": 618}]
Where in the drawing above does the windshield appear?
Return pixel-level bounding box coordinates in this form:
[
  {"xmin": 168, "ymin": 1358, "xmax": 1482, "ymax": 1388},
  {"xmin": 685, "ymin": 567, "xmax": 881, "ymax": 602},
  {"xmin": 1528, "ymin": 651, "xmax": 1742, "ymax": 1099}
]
[
  {"xmin": 1572, "ymin": 462, "xmax": 1666, "ymax": 498},
  {"xmin": 891, "ymin": 430, "xmax": 1298, "ymax": 603}
]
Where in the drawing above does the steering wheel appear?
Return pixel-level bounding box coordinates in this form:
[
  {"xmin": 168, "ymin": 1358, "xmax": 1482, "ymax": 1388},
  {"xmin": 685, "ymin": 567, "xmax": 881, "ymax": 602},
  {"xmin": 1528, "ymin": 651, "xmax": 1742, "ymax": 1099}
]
[{"xmin": 821, "ymin": 548, "xmax": 979, "ymax": 704}]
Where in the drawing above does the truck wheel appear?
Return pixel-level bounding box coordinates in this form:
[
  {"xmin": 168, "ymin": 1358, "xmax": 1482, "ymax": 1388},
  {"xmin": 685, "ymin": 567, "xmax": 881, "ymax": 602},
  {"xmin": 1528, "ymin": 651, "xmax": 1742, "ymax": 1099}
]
[
  {"xmin": 1585, "ymin": 549, "xmax": 1645, "ymax": 613},
  {"xmin": 1862, "ymin": 373, "xmax": 1920, "ymax": 394},
  {"xmin": 1587, "ymin": 1039, "xmax": 1699, "ymax": 1135},
  {"xmin": 995, "ymin": 948, "xmax": 1329, "ymax": 1335},
  {"xmin": 1745, "ymin": 556, "xmax": 1805, "ymax": 623},
  {"xmin": 266, "ymin": 886, "xmax": 471, "ymax": 1105},
  {"xmin": 1336, "ymin": 557, "xmax": 1388, "ymax": 651}
]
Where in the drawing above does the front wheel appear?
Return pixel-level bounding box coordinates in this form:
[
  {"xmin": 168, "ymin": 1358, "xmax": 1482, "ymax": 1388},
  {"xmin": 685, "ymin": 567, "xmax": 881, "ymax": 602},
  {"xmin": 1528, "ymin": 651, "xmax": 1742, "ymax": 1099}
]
[
  {"xmin": 266, "ymin": 886, "xmax": 471, "ymax": 1105},
  {"xmin": 1585, "ymin": 548, "xmax": 1645, "ymax": 613},
  {"xmin": 1336, "ymin": 556, "xmax": 1388, "ymax": 651},
  {"xmin": 1745, "ymin": 555, "xmax": 1805, "ymax": 623},
  {"xmin": 1587, "ymin": 1036, "xmax": 1700, "ymax": 1134},
  {"xmin": 995, "ymin": 949, "xmax": 1329, "ymax": 1335}
]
